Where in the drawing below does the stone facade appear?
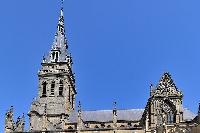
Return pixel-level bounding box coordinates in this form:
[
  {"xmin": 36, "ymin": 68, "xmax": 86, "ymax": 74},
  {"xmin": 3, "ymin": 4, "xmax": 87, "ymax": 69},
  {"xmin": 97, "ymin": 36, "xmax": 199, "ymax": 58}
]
[{"xmin": 4, "ymin": 4, "xmax": 200, "ymax": 133}]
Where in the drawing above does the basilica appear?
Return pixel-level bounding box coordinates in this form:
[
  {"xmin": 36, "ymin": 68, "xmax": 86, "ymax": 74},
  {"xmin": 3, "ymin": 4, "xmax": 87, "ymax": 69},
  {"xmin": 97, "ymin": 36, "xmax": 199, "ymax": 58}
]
[{"xmin": 4, "ymin": 3, "xmax": 200, "ymax": 133}]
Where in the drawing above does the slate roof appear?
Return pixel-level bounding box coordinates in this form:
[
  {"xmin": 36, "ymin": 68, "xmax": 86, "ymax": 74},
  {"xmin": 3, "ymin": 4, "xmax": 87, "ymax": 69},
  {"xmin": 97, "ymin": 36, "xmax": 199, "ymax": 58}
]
[
  {"xmin": 67, "ymin": 109, "xmax": 144, "ymax": 123},
  {"xmin": 67, "ymin": 108, "xmax": 196, "ymax": 123},
  {"xmin": 183, "ymin": 108, "xmax": 196, "ymax": 121}
]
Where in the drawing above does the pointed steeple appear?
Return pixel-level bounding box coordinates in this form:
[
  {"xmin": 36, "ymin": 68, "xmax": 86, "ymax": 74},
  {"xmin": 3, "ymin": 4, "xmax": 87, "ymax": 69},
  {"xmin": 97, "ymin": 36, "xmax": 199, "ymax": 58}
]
[{"xmin": 43, "ymin": 1, "xmax": 70, "ymax": 63}]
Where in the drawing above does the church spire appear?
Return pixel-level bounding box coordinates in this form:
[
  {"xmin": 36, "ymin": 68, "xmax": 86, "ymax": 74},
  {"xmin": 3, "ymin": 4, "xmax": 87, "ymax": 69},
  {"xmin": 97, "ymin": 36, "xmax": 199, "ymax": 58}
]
[
  {"xmin": 57, "ymin": 1, "xmax": 65, "ymax": 35},
  {"xmin": 43, "ymin": 1, "xmax": 69, "ymax": 63}
]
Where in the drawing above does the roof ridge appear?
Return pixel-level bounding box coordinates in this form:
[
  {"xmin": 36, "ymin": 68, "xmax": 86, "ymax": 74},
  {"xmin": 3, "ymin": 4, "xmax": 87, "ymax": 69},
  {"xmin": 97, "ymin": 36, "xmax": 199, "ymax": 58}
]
[{"xmin": 79, "ymin": 109, "xmax": 145, "ymax": 111}]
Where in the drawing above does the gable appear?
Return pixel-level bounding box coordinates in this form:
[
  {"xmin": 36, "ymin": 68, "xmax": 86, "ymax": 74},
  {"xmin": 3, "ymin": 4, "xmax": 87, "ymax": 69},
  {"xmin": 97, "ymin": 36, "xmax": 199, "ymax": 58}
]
[{"xmin": 152, "ymin": 72, "xmax": 183, "ymax": 97}]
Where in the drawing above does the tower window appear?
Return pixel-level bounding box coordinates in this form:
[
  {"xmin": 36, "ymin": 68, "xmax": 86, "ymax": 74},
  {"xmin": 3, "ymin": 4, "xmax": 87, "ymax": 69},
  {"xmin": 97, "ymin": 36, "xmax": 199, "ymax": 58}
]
[
  {"xmin": 51, "ymin": 81, "xmax": 55, "ymax": 96},
  {"xmin": 59, "ymin": 80, "xmax": 63, "ymax": 96},
  {"xmin": 52, "ymin": 52, "xmax": 55, "ymax": 60},
  {"xmin": 55, "ymin": 52, "xmax": 59, "ymax": 62},
  {"xmin": 42, "ymin": 82, "xmax": 47, "ymax": 97}
]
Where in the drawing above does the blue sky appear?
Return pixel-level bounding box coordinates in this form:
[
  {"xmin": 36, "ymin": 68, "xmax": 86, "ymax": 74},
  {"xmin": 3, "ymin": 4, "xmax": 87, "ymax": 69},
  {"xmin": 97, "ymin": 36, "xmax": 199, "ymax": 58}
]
[{"xmin": 1, "ymin": 0, "xmax": 200, "ymax": 131}]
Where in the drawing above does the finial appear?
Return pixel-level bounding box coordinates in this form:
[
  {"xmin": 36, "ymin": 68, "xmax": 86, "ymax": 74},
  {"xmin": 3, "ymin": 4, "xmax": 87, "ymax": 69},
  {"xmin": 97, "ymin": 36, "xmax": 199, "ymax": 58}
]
[
  {"xmin": 150, "ymin": 84, "xmax": 154, "ymax": 90},
  {"xmin": 78, "ymin": 101, "xmax": 81, "ymax": 111},
  {"xmin": 21, "ymin": 113, "xmax": 25, "ymax": 123},
  {"xmin": 22, "ymin": 113, "xmax": 25, "ymax": 119},
  {"xmin": 114, "ymin": 101, "xmax": 117, "ymax": 110},
  {"xmin": 10, "ymin": 105, "xmax": 13, "ymax": 112},
  {"xmin": 150, "ymin": 84, "xmax": 154, "ymax": 96},
  {"xmin": 113, "ymin": 101, "xmax": 117, "ymax": 126},
  {"xmin": 78, "ymin": 101, "xmax": 82, "ymax": 118},
  {"xmin": 32, "ymin": 98, "xmax": 36, "ymax": 105}
]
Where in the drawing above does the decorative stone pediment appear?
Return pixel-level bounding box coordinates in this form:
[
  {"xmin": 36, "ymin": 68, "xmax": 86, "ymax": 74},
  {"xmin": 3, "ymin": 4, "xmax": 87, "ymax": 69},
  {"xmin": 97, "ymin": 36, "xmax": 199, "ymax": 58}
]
[{"xmin": 152, "ymin": 72, "xmax": 183, "ymax": 97}]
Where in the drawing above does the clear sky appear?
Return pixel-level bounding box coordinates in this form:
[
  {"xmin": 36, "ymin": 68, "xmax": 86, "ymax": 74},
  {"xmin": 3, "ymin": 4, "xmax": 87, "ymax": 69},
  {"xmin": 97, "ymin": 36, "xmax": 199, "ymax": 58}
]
[{"xmin": 1, "ymin": 0, "xmax": 200, "ymax": 131}]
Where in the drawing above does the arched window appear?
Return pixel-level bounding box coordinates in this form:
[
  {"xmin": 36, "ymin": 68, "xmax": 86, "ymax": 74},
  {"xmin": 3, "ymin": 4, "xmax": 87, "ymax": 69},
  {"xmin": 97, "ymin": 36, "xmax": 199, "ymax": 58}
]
[
  {"xmin": 167, "ymin": 111, "xmax": 174, "ymax": 123},
  {"xmin": 52, "ymin": 52, "xmax": 55, "ymax": 60},
  {"xmin": 51, "ymin": 81, "xmax": 55, "ymax": 96},
  {"xmin": 170, "ymin": 113, "xmax": 174, "ymax": 123},
  {"xmin": 157, "ymin": 114, "xmax": 162, "ymax": 125},
  {"xmin": 55, "ymin": 52, "xmax": 59, "ymax": 62},
  {"xmin": 59, "ymin": 80, "xmax": 63, "ymax": 96},
  {"xmin": 42, "ymin": 82, "xmax": 47, "ymax": 97},
  {"xmin": 162, "ymin": 100, "xmax": 176, "ymax": 124}
]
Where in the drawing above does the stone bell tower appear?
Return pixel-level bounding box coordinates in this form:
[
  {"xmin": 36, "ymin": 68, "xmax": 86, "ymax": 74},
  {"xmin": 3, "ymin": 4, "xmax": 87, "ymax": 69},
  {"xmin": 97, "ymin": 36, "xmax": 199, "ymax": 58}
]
[{"xmin": 28, "ymin": 3, "xmax": 77, "ymax": 131}]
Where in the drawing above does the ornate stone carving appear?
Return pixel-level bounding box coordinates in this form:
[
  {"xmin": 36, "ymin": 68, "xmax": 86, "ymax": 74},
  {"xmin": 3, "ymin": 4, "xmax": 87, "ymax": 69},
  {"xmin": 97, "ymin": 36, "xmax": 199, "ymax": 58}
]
[{"xmin": 153, "ymin": 72, "xmax": 183, "ymax": 97}]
